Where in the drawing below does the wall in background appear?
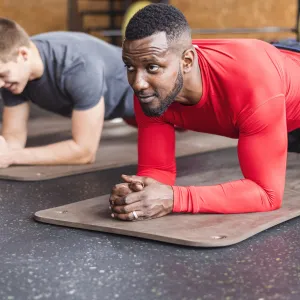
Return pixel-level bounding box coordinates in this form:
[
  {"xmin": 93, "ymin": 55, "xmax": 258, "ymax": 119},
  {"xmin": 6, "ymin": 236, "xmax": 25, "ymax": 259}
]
[
  {"xmin": 0, "ymin": 0, "xmax": 297, "ymax": 41},
  {"xmin": 172, "ymin": 0, "xmax": 297, "ymax": 40},
  {"xmin": 0, "ymin": 0, "xmax": 68, "ymax": 35}
]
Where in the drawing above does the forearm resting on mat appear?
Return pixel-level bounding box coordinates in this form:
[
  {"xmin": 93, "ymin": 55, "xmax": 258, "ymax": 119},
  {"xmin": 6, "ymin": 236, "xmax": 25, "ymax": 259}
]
[
  {"xmin": 9, "ymin": 139, "xmax": 96, "ymax": 165},
  {"xmin": 6, "ymin": 98, "xmax": 105, "ymax": 166},
  {"xmin": 1, "ymin": 102, "xmax": 29, "ymax": 150}
]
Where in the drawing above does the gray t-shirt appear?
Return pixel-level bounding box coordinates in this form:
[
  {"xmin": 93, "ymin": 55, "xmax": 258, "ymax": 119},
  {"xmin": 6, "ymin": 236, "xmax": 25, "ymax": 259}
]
[{"xmin": 1, "ymin": 32, "xmax": 134, "ymax": 119}]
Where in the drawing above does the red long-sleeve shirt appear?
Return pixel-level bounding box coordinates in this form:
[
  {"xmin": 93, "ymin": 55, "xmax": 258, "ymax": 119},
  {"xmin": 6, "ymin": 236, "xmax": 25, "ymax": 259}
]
[{"xmin": 134, "ymin": 39, "xmax": 300, "ymax": 214}]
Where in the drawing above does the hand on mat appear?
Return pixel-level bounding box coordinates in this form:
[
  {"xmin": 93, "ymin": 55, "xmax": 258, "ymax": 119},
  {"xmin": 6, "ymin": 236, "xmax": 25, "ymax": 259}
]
[
  {"xmin": 0, "ymin": 136, "xmax": 12, "ymax": 168},
  {"xmin": 109, "ymin": 174, "xmax": 146, "ymax": 206},
  {"xmin": 110, "ymin": 175, "xmax": 173, "ymax": 221}
]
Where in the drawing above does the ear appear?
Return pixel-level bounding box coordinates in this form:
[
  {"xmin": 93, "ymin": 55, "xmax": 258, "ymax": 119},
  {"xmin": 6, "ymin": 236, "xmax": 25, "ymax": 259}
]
[
  {"xmin": 181, "ymin": 48, "xmax": 195, "ymax": 74},
  {"xmin": 17, "ymin": 46, "xmax": 30, "ymax": 62}
]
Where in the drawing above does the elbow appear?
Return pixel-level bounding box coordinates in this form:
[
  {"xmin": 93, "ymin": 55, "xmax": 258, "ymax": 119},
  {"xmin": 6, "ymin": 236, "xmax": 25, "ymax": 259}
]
[
  {"xmin": 263, "ymin": 188, "xmax": 283, "ymax": 211},
  {"xmin": 79, "ymin": 149, "xmax": 96, "ymax": 164},
  {"xmin": 272, "ymin": 188, "xmax": 284, "ymax": 210},
  {"xmin": 273, "ymin": 196, "xmax": 283, "ymax": 210},
  {"xmin": 269, "ymin": 199, "xmax": 282, "ymax": 211},
  {"xmin": 73, "ymin": 145, "xmax": 97, "ymax": 165}
]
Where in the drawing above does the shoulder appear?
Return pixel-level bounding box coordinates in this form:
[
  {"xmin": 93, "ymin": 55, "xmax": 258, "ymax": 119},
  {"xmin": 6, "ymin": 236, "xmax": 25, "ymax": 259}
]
[
  {"xmin": 193, "ymin": 38, "xmax": 271, "ymax": 55},
  {"xmin": 31, "ymin": 31, "xmax": 93, "ymax": 43},
  {"xmin": 194, "ymin": 38, "xmax": 284, "ymax": 88},
  {"xmin": 194, "ymin": 38, "xmax": 282, "ymax": 73}
]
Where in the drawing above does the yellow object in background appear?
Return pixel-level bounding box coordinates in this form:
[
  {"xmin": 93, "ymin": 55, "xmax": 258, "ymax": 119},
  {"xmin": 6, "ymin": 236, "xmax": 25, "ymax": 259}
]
[{"xmin": 122, "ymin": 1, "xmax": 152, "ymax": 38}]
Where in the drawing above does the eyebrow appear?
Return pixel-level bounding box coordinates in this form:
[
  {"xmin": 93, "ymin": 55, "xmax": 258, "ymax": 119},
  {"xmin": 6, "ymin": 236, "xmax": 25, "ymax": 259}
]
[
  {"xmin": 140, "ymin": 56, "xmax": 161, "ymax": 63},
  {"xmin": 123, "ymin": 55, "xmax": 163, "ymax": 64}
]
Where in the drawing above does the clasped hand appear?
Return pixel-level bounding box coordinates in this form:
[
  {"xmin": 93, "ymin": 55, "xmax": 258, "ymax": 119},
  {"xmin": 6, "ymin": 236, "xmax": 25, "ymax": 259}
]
[{"xmin": 109, "ymin": 174, "xmax": 174, "ymax": 221}]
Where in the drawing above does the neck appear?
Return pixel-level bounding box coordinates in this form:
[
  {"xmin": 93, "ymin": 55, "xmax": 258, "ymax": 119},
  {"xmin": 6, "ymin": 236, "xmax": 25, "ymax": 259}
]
[
  {"xmin": 28, "ymin": 41, "xmax": 44, "ymax": 81},
  {"xmin": 175, "ymin": 47, "xmax": 203, "ymax": 106}
]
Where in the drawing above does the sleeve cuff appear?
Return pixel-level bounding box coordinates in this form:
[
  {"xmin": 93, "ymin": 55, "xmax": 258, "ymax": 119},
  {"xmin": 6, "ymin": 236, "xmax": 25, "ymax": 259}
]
[
  {"xmin": 172, "ymin": 186, "xmax": 201, "ymax": 213},
  {"xmin": 172, "ymin": 185, "xmax": 184, "ymax": 213}
]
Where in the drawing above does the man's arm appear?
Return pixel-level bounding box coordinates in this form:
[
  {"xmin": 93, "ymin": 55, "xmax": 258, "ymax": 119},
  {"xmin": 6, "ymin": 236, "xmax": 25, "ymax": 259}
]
[
  {"xmin": 4, "ymin": 97, "xmax": 104, "ymax": 166},
  {"xmin": 1, "ymin": 102, "xmax": 30, "ymax": 150},
  {"xmin": 134, "ymin": 97, "xmax": 177, "ymax": 184},
  {"xmin": 172, "ymin": 95, "xmax": 287, "ymax": 213},
  {"xmin": 112, "ymin": 95, "xmax": 287, "ymax": 221}
]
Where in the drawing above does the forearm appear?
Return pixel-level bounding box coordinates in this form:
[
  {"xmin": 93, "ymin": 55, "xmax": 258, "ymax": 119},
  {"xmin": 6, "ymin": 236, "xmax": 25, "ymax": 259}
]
[
  {"xmin": 9, "ymin": 139, "xmax": 96, "ymax": 166},
  {"xmin": 172, "ymin": 178, "xmax": 283, "ymax": 214},
  {"xmin": 1, "ymin": 102, "xmax": 30, "ymax": 150},
  {"xmin": 136, "ymin": 118, "xmax": 176, "ymax": 185}
]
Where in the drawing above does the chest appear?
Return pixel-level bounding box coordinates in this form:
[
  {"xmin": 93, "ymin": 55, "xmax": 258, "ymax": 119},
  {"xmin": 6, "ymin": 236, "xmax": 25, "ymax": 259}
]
[
  {"xmin": 25, "ymin": 77, "xmax": 72, "ymax": 117},
  {"xmin": 164, "ymin": 102, "xmax": 239, "ymax": 138}
]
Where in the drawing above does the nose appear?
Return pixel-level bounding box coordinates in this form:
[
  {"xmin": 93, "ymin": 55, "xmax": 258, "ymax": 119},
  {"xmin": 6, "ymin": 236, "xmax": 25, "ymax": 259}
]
[{"xmin": 131, "ymin": 71, "xmax": 149, "ymax": 92}]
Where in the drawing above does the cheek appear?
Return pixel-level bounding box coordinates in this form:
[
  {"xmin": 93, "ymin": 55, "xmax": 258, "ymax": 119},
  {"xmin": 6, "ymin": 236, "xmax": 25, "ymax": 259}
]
[
  {"xmin": 16, "ymin": 69, "xmax": 27, "ymax": 82},
  {"xmin": 127, "ymin": 72, "xmax": 135, "ymax": 86},
  {"xmin": 170, "ymin": 68, "xmax": 179, "ymax": 81},
  {"xmin": 156, "ymin": 70, "xmax": 177, "ymax": 91},
  {"xmin": 163, "ymin": 66, "xmax": 177, "ymax": 80},
  {"xmin": 17, "ymin": 62, "xmax": 28, "ymax": 78},
  {"xmin": 9, "ymin": 70, "xmax": 20, "ymax": 81}
]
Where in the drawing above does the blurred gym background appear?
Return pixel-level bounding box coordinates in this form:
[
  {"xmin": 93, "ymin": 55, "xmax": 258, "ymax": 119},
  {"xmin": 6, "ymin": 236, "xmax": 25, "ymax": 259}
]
[
  {"xmin": 0, "ymin": 0, "xmax": 299, "ymax": 118},
  {"xmin": 1, "ymin": 0, "xmax": 298, "ymax": 45}
]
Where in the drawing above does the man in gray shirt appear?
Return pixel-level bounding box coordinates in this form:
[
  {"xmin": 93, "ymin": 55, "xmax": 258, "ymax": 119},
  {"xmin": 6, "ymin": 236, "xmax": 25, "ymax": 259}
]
[{"xmin": 0, "ymin": 18, "xmax": 135, "ymax": 167}]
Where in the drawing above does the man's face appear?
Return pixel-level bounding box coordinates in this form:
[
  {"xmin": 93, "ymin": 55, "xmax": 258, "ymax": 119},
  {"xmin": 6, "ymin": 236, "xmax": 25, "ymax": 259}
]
[
  {"xmin": 122, "ymin": 32, "xmax": 183, "ymax": 117},
  {"xmin": 0, "ymin": 52, "xmax": 30, "ymax": 94}
]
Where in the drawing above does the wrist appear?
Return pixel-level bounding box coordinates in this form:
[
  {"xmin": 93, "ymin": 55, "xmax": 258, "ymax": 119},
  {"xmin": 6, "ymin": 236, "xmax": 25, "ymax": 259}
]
[
  {"xmin": 167, "ymin": 185, "xmax": 174, "ymax": 212},
  {"xmin": 171, "ymin": 185, "xmax": 184, "ymax": 213}
]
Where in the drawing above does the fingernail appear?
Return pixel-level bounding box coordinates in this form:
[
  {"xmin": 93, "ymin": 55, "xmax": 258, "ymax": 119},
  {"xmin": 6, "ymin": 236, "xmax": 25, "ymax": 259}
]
[
  {"xmin": 111, "ymin": 213, "xmax": 115, "ymax": 218},
  {"xmin": 109, "ymin": 206, "xmax": 112, "ymax": 210}
]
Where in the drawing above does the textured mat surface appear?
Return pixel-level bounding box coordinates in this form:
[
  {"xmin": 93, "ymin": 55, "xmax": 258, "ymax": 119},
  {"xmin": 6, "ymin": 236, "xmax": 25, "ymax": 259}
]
[
  {"xmin": 34, "ymin": 148, "xmax": 300, "ymax": 247},
  {"xmin": 0, "ymin": 123, "xmax": 237, "ymax": 181}
]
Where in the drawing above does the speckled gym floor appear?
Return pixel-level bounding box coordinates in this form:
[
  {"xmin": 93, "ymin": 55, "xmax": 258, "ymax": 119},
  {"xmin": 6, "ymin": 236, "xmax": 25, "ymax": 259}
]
[{"xmin": 1, "ymin": 130, "xmax": 300, "ymax": 299}]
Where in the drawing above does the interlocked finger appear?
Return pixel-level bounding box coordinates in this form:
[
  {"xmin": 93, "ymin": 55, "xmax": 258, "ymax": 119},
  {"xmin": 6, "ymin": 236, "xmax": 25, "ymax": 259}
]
[
  {"xmin": 111, "ymin": 210, "xmax": 144, "ymax": 221},
  {"xmin": 111, "ymin": 202, "xmax": 141, "ymax": 214}
]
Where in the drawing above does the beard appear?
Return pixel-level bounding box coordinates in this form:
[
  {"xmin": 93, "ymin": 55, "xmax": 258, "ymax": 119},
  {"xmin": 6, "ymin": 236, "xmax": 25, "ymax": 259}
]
[{"xmin": 140, "ymin": 67, "xmax": 184, "ymax": 117}]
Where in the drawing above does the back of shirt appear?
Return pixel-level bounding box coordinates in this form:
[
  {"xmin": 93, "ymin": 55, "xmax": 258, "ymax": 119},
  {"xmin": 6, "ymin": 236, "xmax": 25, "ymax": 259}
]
[
  {"xmin": 276, "ymin": 48, "xmax": 300, "ymax": 130},
  {"xmin": 1, "ymin": 32, "xmax": 134, "ymax": 119},
  {"xmin": 193, "ymin": 39, "xmax": 287, "ymax": 127}
]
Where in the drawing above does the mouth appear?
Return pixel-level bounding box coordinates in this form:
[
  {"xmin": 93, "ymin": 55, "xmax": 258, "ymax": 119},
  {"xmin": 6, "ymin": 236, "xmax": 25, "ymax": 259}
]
[
  {"xmin": 138, "ymin": 95, "xmax": 156, "ymax": 104},
  {"xmin": 5, "ymin": 83, "xmax": 16, "ymax": 91}
]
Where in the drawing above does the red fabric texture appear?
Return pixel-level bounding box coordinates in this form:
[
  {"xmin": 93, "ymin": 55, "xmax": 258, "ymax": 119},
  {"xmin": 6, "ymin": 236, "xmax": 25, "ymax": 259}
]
[{"xmin": 135, "ymin": 39, "xmax": 300, "ymax": 213}]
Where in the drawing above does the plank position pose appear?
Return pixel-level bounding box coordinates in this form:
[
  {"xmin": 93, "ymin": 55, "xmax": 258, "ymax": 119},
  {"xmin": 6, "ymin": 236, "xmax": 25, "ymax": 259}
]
[
  {"xmin": 0, "ymin": 18, "xmax": 135, "ymax": 167},
  {"xmin": 109, "ymin": 3, "xmax": 300, "ymax": 221}
]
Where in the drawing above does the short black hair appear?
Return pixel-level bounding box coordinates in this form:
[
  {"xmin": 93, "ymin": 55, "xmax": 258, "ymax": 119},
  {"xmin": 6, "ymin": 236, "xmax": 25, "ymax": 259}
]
[{"xmin": 125, "ymin": 3, "xmax": 191, "ymax": 43}]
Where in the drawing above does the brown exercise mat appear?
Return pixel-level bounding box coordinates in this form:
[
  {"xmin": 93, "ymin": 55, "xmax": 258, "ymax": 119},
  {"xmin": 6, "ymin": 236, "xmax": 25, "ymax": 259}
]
[
  {"xmin": 0, "ymin": 121, "xmax": 237, "ymax": 181},
  {"xmin": 27, "ymin": 116, "xmax": 126, "ymax": 137},
  {"xmin": 13, "ymin": 116, "xmax": 133, "ymax": 138},
  {"xmin": 27, "ymin": 116, "xmax": 71, "ymax": 137},
  {"xmin": 34, "ymin": 149, "xmax": 300, "ymax": 247}
]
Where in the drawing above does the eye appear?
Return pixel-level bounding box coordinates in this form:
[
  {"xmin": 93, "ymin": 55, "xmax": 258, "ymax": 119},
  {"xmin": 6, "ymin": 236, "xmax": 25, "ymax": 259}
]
[
  {"xmin": 147, "ymin": 65, "xmax": 159, "ymax": 72},
  {"xmin": 124, "ymin": 64, "xmax": 135, "ymax": 72}
]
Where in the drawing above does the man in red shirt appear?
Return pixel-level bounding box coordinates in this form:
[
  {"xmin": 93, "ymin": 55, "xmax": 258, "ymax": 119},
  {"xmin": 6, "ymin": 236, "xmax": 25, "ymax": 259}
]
[{"xmin": 109, "ymin": 3, "xmax": 300, "ymax": 221}]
